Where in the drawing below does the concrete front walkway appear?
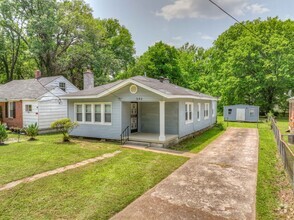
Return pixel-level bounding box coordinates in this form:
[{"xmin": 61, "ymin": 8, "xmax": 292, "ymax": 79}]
[
  {"xmin": 123, "ymin": 145, "xmax": 196, "ymax": 158},
  {"xmin": 0, "ymin": 151, "xmax": 121, "ymax": 192},
  {"xmin": 111, "ymin": 128, "xmax": 259, "ymax": 220}
]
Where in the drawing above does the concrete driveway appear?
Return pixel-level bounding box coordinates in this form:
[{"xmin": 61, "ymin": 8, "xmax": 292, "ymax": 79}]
[{"xmin": 111, "ymin": 128, "xmax": 259, "ymax": 220}]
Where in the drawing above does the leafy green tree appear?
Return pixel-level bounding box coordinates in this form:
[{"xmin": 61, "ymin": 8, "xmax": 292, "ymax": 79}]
[
  {"xmin": 126, "ymin": 41, "xmax": 184, "ymax": 85},
  {"xmin": 25, "ymin": 123, "xmax": 39, "ymax": 140},
  {"xmin": 208, "ymin": 17, "xmax": 294, "ymax": 113},
  {"xmin": 0, "ymin": 124, "xmax": 7, "ymax": 144},
  {"xmin": 51, "ymin": 118, "xmax": 78, "ymax": 142}
]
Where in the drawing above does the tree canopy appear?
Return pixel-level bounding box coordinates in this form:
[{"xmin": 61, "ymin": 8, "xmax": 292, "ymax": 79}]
[
  {"xmin": 0, "ymin": 2, "xmax": 292, "ymax": 114},
  {"xmin": 0, "ymin": 0, "xmax": 135, "ymax": 87}
]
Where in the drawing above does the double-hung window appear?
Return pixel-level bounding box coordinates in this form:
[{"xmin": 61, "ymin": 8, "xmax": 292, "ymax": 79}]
[
  {"xmin": 104, "ymin": 104, "xmax": 112, "ymax": 123},
  {"xmin": 76, "ymin": 105, "xmax": 83, "ymax": 122},
  {"xmin": 59, "ymin": 82, "xmax": 66, "ymax": 92},
  {"xmin": 94, "ymin": 104, "xmax": 101, "ymax": 123},
  {"xmin": 75, "ymin": 103, "xmax": 112, "ymax": 125},
  {"xmin": 204, "ymin": 103, "xmax": 209, "ymax": 119},
  {"xmin": 85, "ymin": 104, "xmax": 92, "ymax": 122},
  {"xmin": 6, "ymin": 102, "xmax": 16, "ymax": 118},
  {"xmin": 25, "ymin": 105, "xmax": 32, "ymax": 112},
  {"xmin": 197, "ymin": 103, "xmax": 201, "ymax": 121},
  {"xmin": 185, "ymin": 102, "xmax": 193, "ymax": 123}
]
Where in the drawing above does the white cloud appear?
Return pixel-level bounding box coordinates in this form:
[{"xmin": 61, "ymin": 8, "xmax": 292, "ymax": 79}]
[
  {"xmin": 197, "ymin": 32, "xmax": 214, "ymax": 41},
  {"xmin": 246, "ymin": 3, "xmax": 269, "ymax": 14},
  {"xmin": 172, "ymin": 36, "xmax": 182, "ymax": 41},
  {"xmin": 201, "ymin": 35, "xmax": 214, "ymax": 41},
  {"xmin": 156, "ymin": 0, "xmax": 270, "ymax": 21}
]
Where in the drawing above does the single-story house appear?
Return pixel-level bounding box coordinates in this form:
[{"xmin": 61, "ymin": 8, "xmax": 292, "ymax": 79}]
[
  {"xmin": 0, "ymin": 70, "xmax": 79, "ymax": 129},
  {"xmin": 62, "ymin": 73, "xmax": 218, "ymax": 146},
  {"xmin": 289, "ymin": 97, "xmax": 294, "ymax": 131},
  {"xmin": 224, "ymin": 105, "xmax": 259, "ymax": 122}
]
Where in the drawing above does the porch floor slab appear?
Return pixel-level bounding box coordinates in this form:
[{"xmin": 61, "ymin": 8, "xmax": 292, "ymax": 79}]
[{"xmin": 129, "ymin": 133, "xmax": 178, "ymax": 143}]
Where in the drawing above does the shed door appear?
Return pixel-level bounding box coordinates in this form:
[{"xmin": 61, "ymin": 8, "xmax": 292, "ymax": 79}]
[{"xmin": 236, "ymin": 108, "xmax": 246, "ymax": 121}]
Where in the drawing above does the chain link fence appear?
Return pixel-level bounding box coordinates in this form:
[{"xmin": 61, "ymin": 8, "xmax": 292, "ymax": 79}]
[{"xmin": 270, "ymin": 117, "xmax": 294, "ymax": 189}]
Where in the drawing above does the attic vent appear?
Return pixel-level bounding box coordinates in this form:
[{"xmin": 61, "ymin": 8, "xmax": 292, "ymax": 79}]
[{"xmin": 130, "ymin": 85, "xmax": 138, "ymax": 94}]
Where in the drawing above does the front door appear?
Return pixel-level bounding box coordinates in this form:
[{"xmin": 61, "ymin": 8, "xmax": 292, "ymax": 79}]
[
  {"xmin": 236, "ymin": 108, "xmax": 246, "ymax": 121},
  {"xmin": 130, "ymin": 102, "xmax": 138, "ymax": 133}
]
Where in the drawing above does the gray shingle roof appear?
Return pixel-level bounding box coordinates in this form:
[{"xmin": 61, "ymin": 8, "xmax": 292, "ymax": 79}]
[
  {"xmin": 63, "ymin": 76, "xmax": 216, "ymax": 100},
  {"xmin": 0, "ymin": 76, "xmax": 62, "ymax": 100},
  {"xmin": 132, "ymin": 76, "xmax": 215, "ymax": 99},
  {"xmin": 63, "ymin": 80, "xmax": 123, "ymax": 97}
]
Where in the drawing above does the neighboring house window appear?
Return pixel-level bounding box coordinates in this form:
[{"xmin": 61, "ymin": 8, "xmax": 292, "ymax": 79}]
[
  {"xmin": 85, "ymin": 104, "xmax": 92, "ymax": 122},
  {"xmin": 197, "ymin": 103, "xmax": 201, "ymax": 121},
  {"xmin": 25, "ymin": 105, "xmax": 32, "ymax": 112},
  {"xmin": 249, "ymin": 109, "xmax": 255, "ymax": 117},
  {"xmin": 76, "ymin": 105, "xmax": 83, "ymax": 122},
  {"xmin": 7, "ymin": 102, "xmax": 16, "ymax": 118},
  {"xmin": 75, "ymin": 103, "xmax": 112, "ymax": 124},
  {"xmin": 59, "ymin": 82, "xmax": 66, "ymax": 92},
  {"xmin": 228, "ymin": 109, "xmax": 232, "ymax": 115},
  {"xmin": 185, "ymin": 102, "xmax": 193, "ymax": 123},
  {"xmin": 204, "ymin": 103, "xmax": 209, "ymax": 119},
  {"xmin": 95, "ymin": 104, "xmax": 101, "ymax": 122}
]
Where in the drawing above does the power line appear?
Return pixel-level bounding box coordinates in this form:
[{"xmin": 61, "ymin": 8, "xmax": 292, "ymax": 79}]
[
  {"xmin": 36, "ymin": 78, "xmax": 62, "ymax": 104},
  {"xmin": 208, "ymin": 0, "xmax": 261, "ymax": 40}
]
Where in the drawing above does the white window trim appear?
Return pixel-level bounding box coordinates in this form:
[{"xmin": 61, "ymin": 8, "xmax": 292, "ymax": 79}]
[
  {"xmin": 212, "ymin": 102, "xmax": 215, "ymax": 117},
  {"xmin": 185, "ymin": 102, "xmax": 193, "ymax": 124},
  {"xmin": 8, "ymin": 101, "xmax": 15, "ymax": 118},
  {"xmin": 59, "ymin": 82, "xmax": 66, "ymax": 92},
  {"xmin": 204, "ymin": 103, "xmax": 209, "ymax": 120},
  {"xmin": 25, "ymin": 104, "xmax": 32, "ymax": 113},
  {"xmin": 197, "ymin": 103, "xmax": 201, "ymax": 121},
  {"xmin": 74, "ymin": 102, "xmax": 112, "ymax": 125}
]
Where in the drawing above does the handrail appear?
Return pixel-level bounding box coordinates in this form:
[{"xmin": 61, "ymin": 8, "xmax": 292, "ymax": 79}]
[{"xmin": 120, "ymin": 126, "xmax": 130, "ymax": 145}]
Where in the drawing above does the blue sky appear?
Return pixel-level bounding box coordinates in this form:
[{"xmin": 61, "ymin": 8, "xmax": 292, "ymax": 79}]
[{"xmin": 84, "ymin": 0, "xmax": 294, "ymax": 55}]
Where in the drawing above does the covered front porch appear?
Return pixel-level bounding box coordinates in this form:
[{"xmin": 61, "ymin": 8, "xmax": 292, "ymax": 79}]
[
  {"xmin": 121, "ymin": 101, "xmax": 179, "ymax": 147},
  {"xmin": 129, "ymin": 132, "xmax": 178, "ymax": 144}
]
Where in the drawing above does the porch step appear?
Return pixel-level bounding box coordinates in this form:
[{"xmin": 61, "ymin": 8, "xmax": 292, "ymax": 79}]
[{"xmin": 125, "ymin": 141, "xmax": 151, "ymax": 147}]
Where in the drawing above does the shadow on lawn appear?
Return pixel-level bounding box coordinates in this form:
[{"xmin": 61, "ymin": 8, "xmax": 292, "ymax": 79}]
[{"xmin": 170, "ymin": 123, "xmax": 225, "ymax": 153}]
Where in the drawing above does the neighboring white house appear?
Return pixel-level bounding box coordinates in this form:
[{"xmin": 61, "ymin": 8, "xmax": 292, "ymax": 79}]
[{"xmin": 0, "ymin": 71, "xmax": 79, "ymax": 130}]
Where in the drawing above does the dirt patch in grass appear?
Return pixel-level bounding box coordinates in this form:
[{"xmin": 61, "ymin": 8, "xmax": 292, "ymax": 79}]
[{"xmin": 274, "ymin": 155, "xmax": 294, "ymax": 219}]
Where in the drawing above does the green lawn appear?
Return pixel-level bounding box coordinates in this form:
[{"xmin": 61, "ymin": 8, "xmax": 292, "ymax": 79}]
[
  {"xmin": 0, "ymin": 149, "xmax": 187, "ymax": 219},
  {"xmin": 217, "ymin": 116, "xmax": 289, "ymax": 220},
  {"xmin": 171, "ymin": 123, "xmax": 225, "ymax": 153},
  {"xmin": 0, "ymin": 117, "xmax": 288, "ymax": 219},
  {"xmin": 0, "ymin": 133, "xmax": 120, "ymax": 185}
]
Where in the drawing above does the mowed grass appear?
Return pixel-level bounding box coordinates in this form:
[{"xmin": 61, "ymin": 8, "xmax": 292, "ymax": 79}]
[
  {"xmin": 275, "ymin": 117, "xmax": 294, "ymax": 151},
  {"xmin": 171, "ymin": 123, "xmax": 225, "ymax": 153},
  {"xmin": 0, "ymin": 133, "xmax": 120, "ymax": 185},
  {"xmin": 218, "ymin": 117, "xmax": 287, "ymax": 220},
  {"xmin": 0, "ymin": 149, "xmax": 187, "ymax": 219}
]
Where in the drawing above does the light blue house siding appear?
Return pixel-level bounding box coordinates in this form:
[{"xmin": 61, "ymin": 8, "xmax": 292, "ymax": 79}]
[
  {"xmin": 178, "ymin": 100, "xmax": 217, "ymax": 138},
  {"xmin": 223, "ymin": 105, "xmax": 259, "ymax": 122},
  {"xmin": 68, "ymin": 97, "xmax": 122, "ymax": 139},
  {"xmin": 68, "ymin": 84, "xmax": 217, "ymax": 140}
]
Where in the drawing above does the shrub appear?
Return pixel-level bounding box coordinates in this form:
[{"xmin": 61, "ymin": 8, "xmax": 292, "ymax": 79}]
[
  {"xmin": 51, "ymin": 118, "xmax": 78, "ymax": 142},
  {"xmin": 25, "ymin": 123, "xmax": 39, "ymax": 140},
  {"xmin": 0, "ymin": 124, "xmax": 8, "ymax": 144}
]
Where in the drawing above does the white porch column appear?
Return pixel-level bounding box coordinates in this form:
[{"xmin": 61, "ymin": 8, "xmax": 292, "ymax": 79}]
[{"xmin": 159, "ymin": 101, "xmax": 166, "ymax": 141}]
